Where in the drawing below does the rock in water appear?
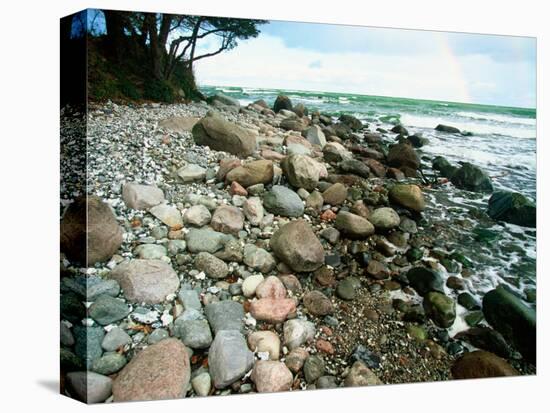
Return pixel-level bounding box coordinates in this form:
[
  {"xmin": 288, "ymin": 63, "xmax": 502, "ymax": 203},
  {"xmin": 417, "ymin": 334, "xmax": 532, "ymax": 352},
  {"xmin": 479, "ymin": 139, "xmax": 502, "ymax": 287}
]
[
  {"xmin": 482, "ymin": 286, "xmax": 536, "ymax": 363},
  {"xmin": 451, "ymin": 162, "xmax": 493, "ymax": 193},
  {"xmin": 109, "ymin": 259, "xmax": 179, "ymax": 304},
  {"xmin": 487, "ymin": 190, "xmax": 536, "ymax": 228},
  {"xmin": 451, "ymin": 351, "xmax": 519, "ymax": 379},
  {"xmin": 122, "ymin": 183, "xmax": 164, "ymax": 210},
  {"xmin": 389, "ymin": 184, "xmax": 426, "ymax": 212},
  {"xmin": 60, "ymin": 195, "xmax": 123, "ymax": 266},
  {"xmin": 435, "ymin": 124, "xmax": 461, "ymax": 133},
  {"xmin": 270, "ymin": 220, "xmax": 325, "ymax": 272},
  {"xmin": 406, "ymin": 267, "xmax": 444, "ymax": 296},
  {"xmin": 263, "ymin": 185, "xmax": 304, "ymax": 217},
  {"xmin": 251, "ymin": 361, "xmax": 293, "ymax": 393},
  {"xmin": 432, "ymin": 156, "xmax": 458, "ymax": 179},
  {"xmin": 65, "ymin": 371, "xmax": 112, "ymax": 404},
  {"xmin": 423, "ymin": 292, "xmax": 456, "ymax": 328},
  {"xmin": 281, "ymin": 154, "xmax": 321, "ymax": 191},
  {"xmin": 225, "ymin": 160, "xmax": 274, "ymax": 188},
  {"xmin": 208, "ymin": 330, "xmax": 254, "ymax": 389},
  {"xmin": 273, "ymin": 95, "xmax": 293, "ymax": 113},
  {"xmin": 335, "ymin": 211, "xmax": 375, "ymax": 239},
  {"xmin": 387, "ymin": 143, "xmax": 420, "ymax": 171},
  {"xmin": 339, "ymin": 114, "xmax": 363, "ymax": 131},
  {"xmin": 112, "ymin": 338, "xmax": 190, "ymax": 402},
  {"xmin": 192, "ymin": 111, "xmax": 257, "ymax": 156}
]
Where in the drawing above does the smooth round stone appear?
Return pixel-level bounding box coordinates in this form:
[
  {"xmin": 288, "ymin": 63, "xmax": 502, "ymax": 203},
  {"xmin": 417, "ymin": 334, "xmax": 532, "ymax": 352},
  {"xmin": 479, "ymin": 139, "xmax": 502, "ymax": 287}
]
[
  {"xmin": 66, "ymin": 371, "xmax": 112, "ymax": 403},
  {"xmin": 147, "ymin": 328, "xmax": 169, "ymax": 344},
  {"xmin": 102, "ymin": 327, "xmax": 132, "ymax": 351},
  {"xmin": 251, "ymin": 361, "xmax": 293, "ymax": 393},
  {"xmin": 336, "ymin": 277, "xmax": 361, "ymax": 300},
  {"xmin": 151, "ymin": 226, "xmax": 168, "ymax": 240},
  {"xmin": 183, "ymin": 204, "xmax": 212, "ymax": 227},
  {"xmin": 133, "ymin": 244, "xmax": 167, "ymax": 259},
  {"xmin": 247, "ymin": 331, "xmax": 281, "ymax": 360},
  {"xmin": 194, "ymin": 252, "xmax": 229, "ymax": 279},
  {"xmin": 175, "ymin": 319, "xmax": 213, "ymax": 349},
  {"xmin": 316, "ymin": 375, "xmax": 338, "ymax": 389},
  {"xmin": 283, "ymin": 319, "xmax": 316, "ymax": 350},
  {"xmin": 303, "ymin": 355, "xmax": 325, "ymax": 383},
  {"xmin": 92, "ymin": 352, "xmax": 127, "ymax": 375},
  {"xmin": 74, "ymin": 326, "xmax": 104, "ymax": 369},
  {"xmin": 60, "ymin": 322, "xmax": 74, "ymax": 347},
  {"xmin": 242, "ymin": 274, "xmax": 265, "ymax": 298},
  {"xmin": 191, "ymin": 372, "xmax": 212, "ymax": 397},
  {"xmin": 368, "ymin": 207, "xmax": 400, "ymax": 230}
]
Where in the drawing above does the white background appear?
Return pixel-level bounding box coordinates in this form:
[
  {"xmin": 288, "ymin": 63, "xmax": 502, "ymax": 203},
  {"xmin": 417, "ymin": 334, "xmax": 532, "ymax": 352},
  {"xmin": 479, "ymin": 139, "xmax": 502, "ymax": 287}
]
[{"xmin": 0, "ymin": 0, "xmax": 546, "ymax": 411}]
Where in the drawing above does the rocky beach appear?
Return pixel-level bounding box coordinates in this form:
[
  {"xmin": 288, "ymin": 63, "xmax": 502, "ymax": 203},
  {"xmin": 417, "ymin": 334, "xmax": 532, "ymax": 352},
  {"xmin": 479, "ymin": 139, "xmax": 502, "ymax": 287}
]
[{"xmin": 60, "ymin": 92, "xmax": 536, "ymax": 403}]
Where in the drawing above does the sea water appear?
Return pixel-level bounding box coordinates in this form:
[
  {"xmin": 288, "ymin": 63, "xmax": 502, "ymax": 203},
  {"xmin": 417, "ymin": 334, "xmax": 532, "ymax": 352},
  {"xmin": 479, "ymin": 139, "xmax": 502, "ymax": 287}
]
[{"xmin": 201, "ymin": 85, "xmax": 537, "ymax": 306}]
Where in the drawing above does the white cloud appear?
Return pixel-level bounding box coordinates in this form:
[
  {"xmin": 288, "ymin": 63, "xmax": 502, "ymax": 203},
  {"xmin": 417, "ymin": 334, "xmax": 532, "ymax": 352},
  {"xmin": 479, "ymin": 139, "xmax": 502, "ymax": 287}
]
[{"xmin": 195, "ymin": 34, "xmax": 534, "ymax": 107}]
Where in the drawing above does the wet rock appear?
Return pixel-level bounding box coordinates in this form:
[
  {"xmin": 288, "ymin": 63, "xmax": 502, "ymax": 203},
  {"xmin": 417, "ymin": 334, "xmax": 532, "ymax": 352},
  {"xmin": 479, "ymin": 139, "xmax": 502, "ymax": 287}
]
[
  {"xmin": 110, "ymin": 259, "xmax": 179, "ymax": 304},
  {"xmin": 192, "ymin": 111, "xmax": 257, "ymax": 157},
  {"xmin": 451, "ymin": 162, "xmax": 493, "ymax": 193},
  {"xmin": 270, "ymin": 220, "xmax": 325, "ymax": 272},
  {"xmin": 210, "ymin": 205, "xmax": 244, "ymax": 234},
  {"xmin": 263, "ymin": 185, "xmax": 304, "ymax": 217},
  {"xmin": 483, "ymin": 286, "xmax": 536, "ymax": 363},
  {"xmin": 205, "ymin": 300, "xmax": 245, "ymax": 334},
  {"xmin": 391, "ymin": 124, "xmax": 409, "ymax": 135},
  {"xmin": 89, "ymin": 295, "xmax": 131, "ymax": 325},
  {"xmin": 344, "ymin": 361, "xmax": 383, "ymax": 387},
  {"xmin": 387, "ymin": 142, "xmax": 420, "ymax": 171},
  {"xmin": 455, "ymin": 327, "xmax": 513, "ymax": 358},
  {"xmin": 66, "ymin": 371, "xmax": 112, "ymax": 404},
  {"xmin": 458, "ymin": 292, "xmax": 480, "ymax": 310},
  {"xmin": 280, "ymin": 118, "xmax": 308, "ymax": 132},
  {"xmin": 323, "ymin": 142, "xmax": 352, "ymax": 163},
  {"xmin": 368, "ymin": 207, "xmax": 400, "ymax": 230},
  {"xmin": 435, "ymin": 124, "xmax": 461, "ymax": 133},
  {"xmin": 339, "ymin": 114, "xmax": 363, "ymax": 130},
  {"xmin": 247, "ymin": 331, "xmax": 280, "ymax": 360},
  {"xmin": 113, "ymin": 338, "xmax": 190, "ymax": 402},
  {"xmin": 335, "ymin": 211, "xmax": 375, "ymax": 239},
  {"xmin": 389, "ymin": 184, "xmax": 426, "ymax": 212},
  {"xmin": 366, "ymin": 260, "xmax": 390, "ymax": 280},
  {"xmin": 122, "ymin": 183, "xmax": 164, "ymax": 210},
  {"xmin": 432, "ymin": 156, "xmax": 458, "ymax": 179},
  {"xmin": 338, "ymin": 159, "xmax": 371, "ymax": 178},
  {"xmin": 284, "ymin": 319, "xmax": 316, "ymax": 349},
  {"xmin": 487, "ymin": 190, "xmax": 536, "ymax": 228},
  {"xmin": 183, "ymin": 204, "xmax": 212, "ymax": 227},
  {"xmin": 423, "ymin": 291, "xmax": 456, "ymax": 328},
  {"xmin": 407, "ymin": 267, "xmax": 444, "ymax": 296},
  {"xmin": 273, "ymin": 95, "xmax": 293, "ymax": 113},
  {"xmin": 451, "ymin": 351, "xmax": 519, "ymax": 379},
  {"xmin": 208, "ymin": 330, "xmax": 254, "ymax": 389},
  {"xmin": 322, "ymin": 183, "xmax": 348, "ymax": 205},
  {"xmin": 303, "ymin": 290, "xmax": 333, "ymax": 316},
  {"xmin": 251, "ymin": 361, "xmax": 293, "ymax": 393},
  {"xmin": 60, "ymin": 195, "xmax": 123, "ymax": 266},
  {"xmin": 226, "ymin": 160, "xmax": 274, "ymax": 188},
  {"xmin": 186, "ymin": 228, "xmax": 232, "ymax": 253},
  {"xmin": 149, "ymin": 203, "xmax": 183, "ymax": 228}
]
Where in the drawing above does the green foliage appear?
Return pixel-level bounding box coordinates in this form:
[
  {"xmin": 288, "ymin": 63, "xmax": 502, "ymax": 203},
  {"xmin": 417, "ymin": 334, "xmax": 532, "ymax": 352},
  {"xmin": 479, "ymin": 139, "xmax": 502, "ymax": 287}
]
[{"xmin": 143, "ymin": 79, "xmax": 175, "ymax": 102}]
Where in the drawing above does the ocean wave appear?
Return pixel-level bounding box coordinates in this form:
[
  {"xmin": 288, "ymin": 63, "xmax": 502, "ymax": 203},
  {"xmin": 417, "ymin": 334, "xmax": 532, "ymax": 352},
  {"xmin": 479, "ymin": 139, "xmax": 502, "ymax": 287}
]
[{"xmin": 456, "ymin": 111, "xmax": 536, "ymax": 126}]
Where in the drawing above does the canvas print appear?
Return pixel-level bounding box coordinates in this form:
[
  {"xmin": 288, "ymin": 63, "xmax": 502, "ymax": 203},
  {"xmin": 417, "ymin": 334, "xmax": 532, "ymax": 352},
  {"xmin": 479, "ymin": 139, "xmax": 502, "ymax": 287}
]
[{"xmin": 60, "ymin": 8, "xmax": 536, "ymax": 404}]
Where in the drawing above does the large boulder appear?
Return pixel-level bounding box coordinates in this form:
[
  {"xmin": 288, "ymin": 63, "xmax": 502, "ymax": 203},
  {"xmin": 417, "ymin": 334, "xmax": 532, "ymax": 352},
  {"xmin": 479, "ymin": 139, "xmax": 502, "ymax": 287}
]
[
  {"xmin": 282, "ymin": 154, "xmax": 321, "ymax": 191},
  {"xmin": 435, "ymin": 124, "xmax": 461, "ymax": 133},
  {"xmin": 339, "ymin": 114, "xmax": 363, "ymax": 131},
  {"xmin": 323, "ymin": 142, "xmax": 352, "ymax": 163},
  {"xmin": 208, "ymin": 330, "xmax": 254, "ymax": 389},
  {"xmin": 192, "ymin": 111, "xmax": 257, "ymax": 156},
  {"xmin": 273, "ymin": 95, "xmax": 293, "ymax": 113},
  {"xmin": 60, "ymin": 195, "xmax": 123, "ymax": 266},
  {"xmin": 406, "ymin": 267, "xmax": 444, "ymax": 296},
  {"xmin": 389, "ymin": 184, "xmax": 426, "ymax": 212},
  {"xmin": 225, "ymin": 160, "xmax": 274, "ymax": 188},
  {"xmin": 112, "ymin": 338, "xmax": 190, "ymax": 402},
  {"xmin": 387, "ymin": 143, "xmax": 420, "ymax": 171},
  {"xmin": 263, "ymin": 185, "xmax": 304, "ymax": 217},
  {"xmin": 451, "ymin": 162, "xmax": 493, "ymax": 192},
  {"xmin": 432, "ymin": 156, "xmax": 458, "ymax": 179},
  {"xmin": 109, "ymin": 259, "xmax": 179, "ymax": 304},
  {"xmin": 451, "ymin": 351, "xmax": 519, "ymax": 379},
  {"xmin": 423, "ymin": 291, "xmax": 456, "ymax": 328},
  {"xmin": 487, "ymin": 191, "xmax": 536, "ymax": 228},
  {"xmin": 483, "ymin": 286, "xmax": 536, "ymax": 363},
  {"xmin": 122, "ymin": 183, "xmax": 164, "ymax": 210},
  {"xmin": 280, "ymin": 118, "xmax": 308, "ymax": 132},
  {"xmin": 208, "ymin": 93, "xmax": 240, "ymax": 107},
  {"xmin": 270, "ymin": 220, "xmax": 325, "ymax": 272},
  {"xmin": 158, "ymin": 116, "xmax": 200, "ymax": 133},
  {"xmin": 335, "ymin": 211, "xmax": 375, "ymax": 239}
]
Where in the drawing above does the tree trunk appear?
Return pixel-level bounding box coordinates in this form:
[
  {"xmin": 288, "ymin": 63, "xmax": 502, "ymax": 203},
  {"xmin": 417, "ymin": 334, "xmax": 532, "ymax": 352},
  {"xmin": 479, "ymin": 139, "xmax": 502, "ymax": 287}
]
[{"xmin": 103, "ymin": 10, "xmax": 126, "ymax": 62}]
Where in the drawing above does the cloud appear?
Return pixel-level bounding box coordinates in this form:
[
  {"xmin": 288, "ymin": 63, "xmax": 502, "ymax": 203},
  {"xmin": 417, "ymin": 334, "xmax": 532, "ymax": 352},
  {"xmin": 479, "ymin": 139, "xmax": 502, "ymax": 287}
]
[{"xmin": 195, "ymin": 33, "xmax": 535, "ymax": 107}]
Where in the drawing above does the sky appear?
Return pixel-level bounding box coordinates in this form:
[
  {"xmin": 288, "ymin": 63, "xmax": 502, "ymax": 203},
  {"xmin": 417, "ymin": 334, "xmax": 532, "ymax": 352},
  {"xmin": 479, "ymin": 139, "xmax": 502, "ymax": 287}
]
[{"xmin": 195, "ymin": 20, "xmax": 536, "ymax": 108}]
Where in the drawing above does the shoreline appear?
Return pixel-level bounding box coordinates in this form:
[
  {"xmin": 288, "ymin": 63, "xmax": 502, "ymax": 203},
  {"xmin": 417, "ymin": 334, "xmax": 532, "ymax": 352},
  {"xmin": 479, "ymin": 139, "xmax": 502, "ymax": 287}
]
[{"xmin": 60, "ymin": 94, "xmax": 536, "ymax": 402}]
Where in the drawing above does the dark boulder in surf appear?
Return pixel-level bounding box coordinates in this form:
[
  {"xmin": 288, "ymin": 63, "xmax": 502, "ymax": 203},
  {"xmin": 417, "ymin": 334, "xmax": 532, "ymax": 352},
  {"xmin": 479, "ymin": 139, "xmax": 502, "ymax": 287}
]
[
  {"xmin": 432, "ymin": 156, "xmax": 458, "ymax": 179},
  {"xmin": 387, "ymin": 142, "xmax": 420, "ymax": 171},
  {"xmin": 435, "ymin": 124, "xmax": 461, "ymax": 133},
  {"xmin": 451, "ymin": 162, "xmax": 493, "ymax": 192},
  {"xmin": 487, "ymin": 190, "xmax": 536, "ymax": 228},
  {"xmin": 273, "ymin": 95, "xmax": 293, "ymax": 113},
  {"xmin": 390, "ymin": 124, "xmax": 409, "ymax": 135},
  {"xmin": 339, "ymin": 114, "xmax": 363, "ymax": 131}
]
